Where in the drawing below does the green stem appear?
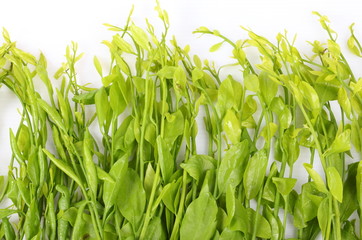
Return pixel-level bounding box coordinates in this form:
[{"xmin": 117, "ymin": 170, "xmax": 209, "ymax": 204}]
[
  {"xmin": 251, "ymin": 189, "xmax": 263, "ymax": 240},
  {"xmin": 332, "ymin": 198, "xmax": 341, "ymax": 239},
  {"xmin": 139, "ymin": 78, "xmax": 150, "ymax": 182},
  {"xmin": 326, "ymin": 196, "xmax": 333, "ymax": 240},
  {"xmin": 170, "ymin": 148, "xmax": 190, "ymax": 240},
  {"xmin": 308, "ymin": 148, "xmax": 315, "ymax": 182},
  {"xmin": 139, "ymin": 163, "xmax": 161, "ymax": 239},
  {"xmin": 213, "ymin": 121, "xmax": 222, "ymax": 197},
  {"xmin": 298, "ymin": 105, "xmax": 326, "ymax": 171},
  {"xmin": 140, "ymin": 76, "xmax": 167, "ymax": 238},
  {"xmin": 273, "ymin": 154, "xmax": 286, "ymax": 218},
  {"xmin": 281, "ymin": 195, "xmax": 289, "ymax": 239}
]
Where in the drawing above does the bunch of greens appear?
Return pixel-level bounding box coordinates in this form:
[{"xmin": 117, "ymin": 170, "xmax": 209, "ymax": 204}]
[{"xmin": 0, "ymin": 4, "xmax": 361, "ymax": 240}]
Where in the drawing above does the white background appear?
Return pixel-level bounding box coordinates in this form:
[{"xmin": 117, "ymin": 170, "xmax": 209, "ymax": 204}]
[{"xmin": 1, "ymin": 0, "xmax": 362, "ymax": 238}]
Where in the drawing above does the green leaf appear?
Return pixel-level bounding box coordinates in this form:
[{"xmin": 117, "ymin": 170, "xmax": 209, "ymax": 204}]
[
  {"xmin": 37, "ymin": 53, "xmax": 54, "ymax": 95},
  {"xmin": 117, "ymin": 168, "xmax": 146, "ymax": 230},
  {"xmin": 71, "ymin": 201, "xmax": 88, "ymax": 240},
  {"xmin": 24, "ymin": 199, "xmax": 40, "ymax": 239},
  {"xmin": 113, "ymin": 54, "xmax": 131, "ymax": 75},
  {"xmin": 180, "ymin": 155, "xmax": 216, "ymax": 182},
  {"xmin": 230, "ymin": 201, "xmax": 271, "ymax": 238},
  {"xmin": 303, "ymin": 163, "xmax": 328, "ymax": 193},
  {"xmin": 158, "ymin": 66, "xmax": 177, "ymax": 79},
  {"xmin": 242, "ymin": 105, "xmax": 257, "ymax": 125},
  {"xmin": 327, "ymin": 39, "xmax": 341, "ymax": 57},
  {"xmin": 219, "ymin": 228, "xmax": 243, "ymax": 240},
  {"xmin": 260, "ymin": 122, "xmax": 278, "ymax": 142},
  {"xmin": 226, "ymin": 185, "xmax": 236, "ymax": 224},
  {"xmin": 83, "ymin": 131, "xmax": 98, "ymax": 195},
  {"xmin": 233, "ymin": 47, "xmax": 246, "ymax": 65},
  {"xmin": 279, "ymin": 108, "xmax": 292, "ymax": 130},
  {"xmin": 282, "ymin": 127, "xmax": 300, "ymax": 166},
  {"xmin": 3, "ymin": 217, "xmax": 15, "ymax": 240},
  {"xmin": 43, "ymin": 149, "xmax": 83, "ymax": 188},
  {"xmin": 72, "ymin": 90, "xmax": 98, "ymax": 105},
  {"xmin": 95, "ymin": 87, "xmax": 110, "ymax": 129},
  {"xmin": 156, "ymin": 136, "xmax": 174, "ymax": 184},
  {"xmin": 37, "ymin": 99, "xmax": 67, "ymax": 132},
  {"xmin": 93, "ymin": 56, "xmax": 103, "ymax": 76},
  {"xmin": 263, "ymin": 206, "xmax": 280, "ymax": 240},
  {"xmin": 103, "ymin": 154, "xmax": 128, "ymax": 212},
  {"xmin": 144, "ymin": 163, "xmax": 155, "ymax": 198},
  {"xmin": 0, "ymin": 209, "xmax": 19, "ymax": 219},
  {"xmin": 259, "ymin": 71, "xmax": 278, "ymax": 105},
  {"xmin": 324, "ymin": 129, "xmax": 351, "ymax": 156},
  {"xmin": 161, "ymin": 178, "xmax": 182, "ymax": 214},
  {"xmin": 96, "ymin": 166, "xmax": 114, "ymax": 183},
  {"xmin": 326, "ymin": 167, "xmax": 343, "ymax": 202},
  {"xmin": 317, "ymin": 197, "xmax": 330, "ymax": 239},
  {"xmin": 243, "ymin": 149, "xmax": 268, "ymax": 199},
  {"xmin": 164, "ymin": 110, "xmax": 184, "ymax": 145},
  {"xmin": 16, "ymin": 179, "xmax": 30, "ymax": 206},
  {"xmin": 356, "ymin": 161, "xmax": 362, "ymax": 209},
  {"xmin": 130, "ymin": 25, "xmax": 150, "ymax": 51},
  {"xmin": 144, "ymin": 217, "xmax": 167, "ymax": 240},
  {"xmin": 180, "ymin": 193, "xmax": 218, "ymax": 240},
  {"xmin": 193, "ymin": 55, "xmax": 202, "ymax": 69},
  {"xmin": 192, "ymin": 68, "xmax": 204, "ymax": 82},
  {"xmin": 272, "ymin": 177, "xmax": 297, "ymax": 196},
  {"xmin": 209, "ymin": 42, "xmax": 224, "ymax": 52},
  {"xmin": 302, "ymin": 182, "xmax": 323, "ymax": 222},
  {"xmin": 299, "ymin": 81, "xmax": 321, "ymax": 117},
  {"xmin": 12, "ymin": 47, "xmax": 36, "ymax": 65},
  {"xmin": 27, "ymin": 148, "xmax": 40, "ymax": 186},
  {"xmin": 217, "ymin": 76, "xmax": 235, "ymax": 116},
  {"xmin": 340, "ymin": 163, "xmax": 358, "ymax": 221},
  {"xmin": 173, "ymin": 66, "xmax": 187, "ymax": 97},
  {"xmin": 16, "ymin": 124, "xmax": 30, "ymax": 155},
  {"xmin": 56, "ymin": 89, "xmax": 72, "ymax": 131},
  {"xmin": 113, "ymin": 34, "xmax": 134, "ymax": 53},
  {"xmin": 222, "ymin": 109, "xmax": 241, "ymax": 144},
  {"xmin": 342, "ymin": 220, "xmax": 359, "ymax": 240},
  {"xmin": 218, "ymin": 140, "xmax": 249, "ymax": 193},
  {"xmin": 244, "ymin": 74, "xmax": 259, "ymax": 92},
  {"xmin": 338, "ymin": 88, "xmax": 352, "ymax": 119},
  {"xmin": 109, "ymin": 82, "xmax": 126, "ymax": 116},
  {"xmin": 348, "ymin": 35, "xmax": 361, "ymax": 57},
  {"xmin": 314, "ymin": 82, "xmax": 338, "ymax": 105}
]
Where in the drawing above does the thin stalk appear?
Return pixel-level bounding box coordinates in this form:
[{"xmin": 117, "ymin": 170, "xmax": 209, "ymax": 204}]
[
  {"xmin": 308, "ymin": 148, "xmax": 315, "ymax": 182},
  {"xmin": 273, "ymin": 154, "xmax": 286, "ymax": 218},
  {"xmin": 204, "ymin": 105, "xmax": 214, "ymax": 156},
  {"xmin": 253, "ymin": 109, "xmax": 265, "ymax": 143},
  {"xmin": 298, "ymin": 105, "xmax": 326, "ymax": 171},
  {"xmin": 213, "ymin": 121, "xmax": 222, "ymax": 197},
  {"xmin": 140, "ymin": 76, "xmax": 167, "ymax": 238},
  {"xmin": 326, "ymin": 196, "xmax": 333, "ymax": 240},
  {"xmin": 139, "ymin": 77, "xmax": 150, "ymax": 182},
  {"xmin": 333, "ymin": 198, "xmax": 341, "ymax": 239},
  {"xmin": 139, "ymin": 163, "xmax": 161, "ymax": 239},
  {"xmin": 169, "ymin": 148, "xmax": 190, "ymax": 240},
  {"xmin": 251, "ymin": 190, "xmax": 263, "ymax": 240},
  {"xmin": 281, "ymin": 194, "xmax": 289, "ymax": 238},
  {"xmin": 252, "ymin": 99, "xmax": 271, "ymax": 240}
]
